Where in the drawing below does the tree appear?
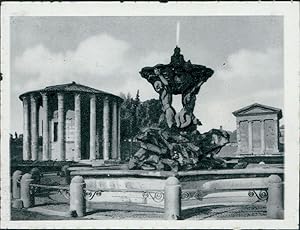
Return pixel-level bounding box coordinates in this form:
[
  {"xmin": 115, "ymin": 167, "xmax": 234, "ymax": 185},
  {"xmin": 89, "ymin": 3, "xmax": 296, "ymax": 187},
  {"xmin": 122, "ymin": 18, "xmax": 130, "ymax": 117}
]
[
  {"xmin": 139, "ymin": 99, "xmax": 162, "ymax": 128},
  {"xmin": 120, "ymin": 94, "xmax": 133, "ymax": 141},
  {"xmin": 119, "ymin": 92, "xmax": 126, "ymax": 101},
  {"xmin": 120, "ymin": 90, "xmax": 164, "ymax": 157}
]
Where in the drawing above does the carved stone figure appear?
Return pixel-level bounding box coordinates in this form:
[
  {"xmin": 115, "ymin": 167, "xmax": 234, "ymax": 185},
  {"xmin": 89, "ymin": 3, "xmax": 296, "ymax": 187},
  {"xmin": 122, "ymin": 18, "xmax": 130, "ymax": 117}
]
[
  {"xmin": 130, "ymin": 47, "xmax": 229, "ymax": 171},
  {"xmin": 152, "ymin": 71, "xmax": 176, "ymax": 129}
]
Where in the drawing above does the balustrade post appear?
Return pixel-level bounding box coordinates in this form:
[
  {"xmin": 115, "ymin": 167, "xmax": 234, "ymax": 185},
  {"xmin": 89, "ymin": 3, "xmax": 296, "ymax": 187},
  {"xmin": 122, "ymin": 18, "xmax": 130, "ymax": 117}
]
[
  {"xmin": 164, "ymin": 176, "xmax": 181, "ymax": 220},
  {"xmin": 70, "ymin": 176, "xmax": 86, "ymax": 217},
  {"xmin": 30, "ymin": 167, "xmax": 41, "ymax": 184},
  {"xmin": 20, "ymin": 173, "xmax": 34, "ymax": 208},
  {"xmin": 61, "ymin": 165, "xmax": 71, "ymax": 184},
  {"xmin": 267, "ymin": 175, "xmax": 284, "ymax": 219},
  {"xmin": 12, "ymin": 170, "xmax": 23, "ymax": 199}
]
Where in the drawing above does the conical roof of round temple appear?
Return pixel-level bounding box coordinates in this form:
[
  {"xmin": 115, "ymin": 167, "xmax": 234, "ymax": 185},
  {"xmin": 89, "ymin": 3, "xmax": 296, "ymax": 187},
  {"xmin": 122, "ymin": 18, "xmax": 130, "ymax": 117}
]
[{"xmin": 19, "ymin": 81, "xmax": 123, "ymax": 101}]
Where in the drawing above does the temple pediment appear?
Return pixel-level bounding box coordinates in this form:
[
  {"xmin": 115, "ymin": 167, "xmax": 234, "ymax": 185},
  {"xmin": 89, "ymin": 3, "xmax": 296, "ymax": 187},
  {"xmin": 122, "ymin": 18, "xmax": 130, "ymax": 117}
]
[{"xmin": 232, "ymin": 103, "xmax": 282, "ymax": 118}]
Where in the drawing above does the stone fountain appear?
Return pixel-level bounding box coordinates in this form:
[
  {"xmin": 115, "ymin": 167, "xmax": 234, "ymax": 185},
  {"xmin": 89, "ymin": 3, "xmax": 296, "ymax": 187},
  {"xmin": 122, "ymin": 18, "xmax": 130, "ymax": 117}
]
[
  {"xmin": 68, "ymin": 47, "xmax": 283, "ymax": 209},
  {"xmin": 128, "ymin": 46, "xmax": 230, "ymax": 171}
]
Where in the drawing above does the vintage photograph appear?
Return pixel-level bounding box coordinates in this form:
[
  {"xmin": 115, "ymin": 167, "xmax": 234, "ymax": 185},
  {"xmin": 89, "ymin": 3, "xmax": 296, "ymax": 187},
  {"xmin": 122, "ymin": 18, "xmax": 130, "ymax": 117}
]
[{"xmin": 1, "ymin": 2, "xmax": 299, "ymax": 229}]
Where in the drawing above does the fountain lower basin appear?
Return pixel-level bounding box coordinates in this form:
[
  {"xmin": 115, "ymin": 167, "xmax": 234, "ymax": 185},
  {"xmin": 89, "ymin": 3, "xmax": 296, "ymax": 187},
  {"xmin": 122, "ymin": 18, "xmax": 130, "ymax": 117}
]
[{"xmin": 69, "ymin": 166, "xmax": 283, "ymax": 208}]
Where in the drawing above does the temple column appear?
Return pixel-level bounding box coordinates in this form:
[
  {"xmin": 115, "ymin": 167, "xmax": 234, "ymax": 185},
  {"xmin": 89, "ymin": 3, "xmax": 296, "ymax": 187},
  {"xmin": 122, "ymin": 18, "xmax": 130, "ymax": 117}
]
[
  {"xmin": 74, "ymin": 93, "xmax": 81, "ymax": 161},
  {"xmin": 89, "ymin": 94, "xmax": 96, "ymax": 161},
  {"xmin": 111, "ymin": 100, "xmax": 118, "ymax": 159},
  {"xmin": 57, "ymin": 93, "xmax": 65, "ymax": 161},
  {"xmin": 236, "ymin": 120, "xmax": 241, "ymax": 153},
  {"xmin": 273, "ymin": 118, "xmax": 279, "ymax": 153},
  {"xmin": 30, "ymin": 94, "xmax": 39, "ymax": 161},
  {"xmin": 248, "ymin": 120, "xmax": 253, "ymax": 154},
  {"xmin": 260, "ymin": 119, "xmax": 265, "ymax": 154},
  {"xmin": 96, "ymin": 128, "xmax": 100, "ymax": 159},
  {"xmin": 117, "ymin": 102, "xmax": 121, "ymax": 160},
  {"xmin": 103, "ymin": 97, "xmax": 110, "ymax": 160},
  {"xmin": 22, "ymin": 96, "xmax": 31, "ymax": 160},
  {"xmin": 42, "ymin": 93, "xmax": 50, "ymax": 160}
]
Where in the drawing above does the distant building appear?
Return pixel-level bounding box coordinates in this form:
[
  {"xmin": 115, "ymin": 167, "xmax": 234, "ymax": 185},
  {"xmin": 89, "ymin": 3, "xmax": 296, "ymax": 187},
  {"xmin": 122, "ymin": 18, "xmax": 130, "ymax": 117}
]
[
  {"xmin": 217, "ymin": 125, "xmax": 237, "ymax": 144},
  {"xmin": 216, "ymin": 126, "xmax": 238, "ymax": 158},
  {"xmin": 19, "ymin": 82, "xmax": 123, "ymax": 162},
  {"xmin": 279, "ymin": 124, "xmax": 284, "ymax": 144},
  {"xmin": 233, "ymin": 103, "xmax": 282, "ymax": 155},
  {"xmin": 229, "ymin": 130, "xmax": 237, "ymax": 144}
]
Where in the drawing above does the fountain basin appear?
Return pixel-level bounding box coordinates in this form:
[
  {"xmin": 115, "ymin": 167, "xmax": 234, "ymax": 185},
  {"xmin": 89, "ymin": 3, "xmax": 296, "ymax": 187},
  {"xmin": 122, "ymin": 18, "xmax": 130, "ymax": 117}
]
[{"xmin": 70, "ymin": 166, "xmax": 283, "ymax": 208}]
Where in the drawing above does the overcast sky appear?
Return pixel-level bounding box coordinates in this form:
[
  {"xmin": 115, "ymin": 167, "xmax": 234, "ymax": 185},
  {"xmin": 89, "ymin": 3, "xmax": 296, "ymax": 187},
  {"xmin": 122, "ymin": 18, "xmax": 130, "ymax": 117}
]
[{"xmin": 10, "ymin": 16, "xmax": 283, "ymax": 134}]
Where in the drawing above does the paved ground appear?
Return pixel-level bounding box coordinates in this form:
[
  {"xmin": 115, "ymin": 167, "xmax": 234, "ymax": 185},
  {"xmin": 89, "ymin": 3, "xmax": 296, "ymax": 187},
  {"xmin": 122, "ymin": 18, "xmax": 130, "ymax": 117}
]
[
  {"xmin": 11, "ymin": 208, "xmax": 74, "ymax": 221},
  {"xmin": 11, "ymin": 190, "xmax": 267, "ymax": 220},
  {"xmin": 12, "ymin": 203, "xmax": 267, "ymax": 220}
]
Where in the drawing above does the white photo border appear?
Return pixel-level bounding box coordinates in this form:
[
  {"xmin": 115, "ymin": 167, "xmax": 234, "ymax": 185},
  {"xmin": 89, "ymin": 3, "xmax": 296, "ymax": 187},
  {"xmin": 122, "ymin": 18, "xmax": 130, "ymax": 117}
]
[{"xmin": 1, "ymin": 2, "xmax": 299, "ymax": 229}]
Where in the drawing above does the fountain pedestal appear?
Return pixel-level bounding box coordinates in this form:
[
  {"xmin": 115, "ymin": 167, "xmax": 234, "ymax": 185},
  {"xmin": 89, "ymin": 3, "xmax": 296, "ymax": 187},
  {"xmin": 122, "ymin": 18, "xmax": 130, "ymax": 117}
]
[{"xmin": 129, "ymin": 47, "xmax": 229, "ymax": 171}]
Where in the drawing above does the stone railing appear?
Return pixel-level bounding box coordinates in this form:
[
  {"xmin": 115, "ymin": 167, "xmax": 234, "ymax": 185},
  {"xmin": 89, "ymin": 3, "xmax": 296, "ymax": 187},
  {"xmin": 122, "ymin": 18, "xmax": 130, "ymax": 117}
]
[{"xmin": 12, "ymin": 169, "xmax": 283, "ymax": 220}]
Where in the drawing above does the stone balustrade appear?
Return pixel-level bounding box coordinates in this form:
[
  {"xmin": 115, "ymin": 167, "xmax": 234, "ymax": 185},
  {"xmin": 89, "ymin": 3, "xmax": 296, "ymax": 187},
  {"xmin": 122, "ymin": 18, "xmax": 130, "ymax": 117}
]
[{"xmin": 12, "ymin": 168, "xmax": 284, "ymax": 220}]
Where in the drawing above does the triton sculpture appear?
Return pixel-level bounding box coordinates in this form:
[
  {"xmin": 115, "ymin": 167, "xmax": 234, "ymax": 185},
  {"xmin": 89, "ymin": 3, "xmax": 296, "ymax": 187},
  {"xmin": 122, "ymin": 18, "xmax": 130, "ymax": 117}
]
[{"xmin": 129, "ymin": 47, "xmax": 229, "ymax": 171}]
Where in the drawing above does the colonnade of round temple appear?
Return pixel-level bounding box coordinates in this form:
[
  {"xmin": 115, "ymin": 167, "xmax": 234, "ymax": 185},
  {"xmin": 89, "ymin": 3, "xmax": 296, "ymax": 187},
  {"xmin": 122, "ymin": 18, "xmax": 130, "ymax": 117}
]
[{"xmin": 19, "ymin": 82, "xmax": 123, "ymax": 162}]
